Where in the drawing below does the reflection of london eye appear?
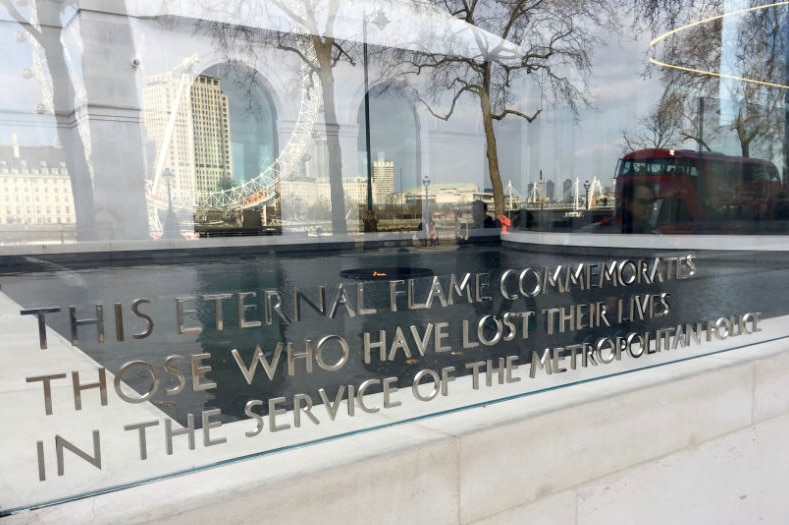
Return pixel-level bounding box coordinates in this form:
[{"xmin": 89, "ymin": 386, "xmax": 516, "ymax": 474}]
[{"xmin": 146, "ymin": 36, "xmax": 321, "ymax": 234}]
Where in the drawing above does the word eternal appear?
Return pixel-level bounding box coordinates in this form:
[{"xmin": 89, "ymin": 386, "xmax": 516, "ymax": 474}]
[{"xmin": 19, "ymin": 273, "xmax": 492, "ymax": 348}]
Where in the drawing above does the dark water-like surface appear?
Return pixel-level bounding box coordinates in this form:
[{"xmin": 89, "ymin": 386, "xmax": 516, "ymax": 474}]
[{"xmin": 2, "ymin": 243, "xmax": 787, "ymax": 425}]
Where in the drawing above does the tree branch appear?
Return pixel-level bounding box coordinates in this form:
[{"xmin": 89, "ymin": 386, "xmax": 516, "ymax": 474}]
[{"xmin": 492, "ymin": 108, "xmax": 542, "ymax": 122}]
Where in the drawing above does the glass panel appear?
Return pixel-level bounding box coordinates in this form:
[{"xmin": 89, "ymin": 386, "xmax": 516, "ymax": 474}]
[{"xmin": 1, "ymin": 0, "xmax": 788, "ymax": 515}]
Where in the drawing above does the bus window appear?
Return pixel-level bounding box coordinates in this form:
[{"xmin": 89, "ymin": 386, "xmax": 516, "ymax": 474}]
[
  {"xmin": 655, "ymin": 193, "xmax": 693, "ymax": 230},
  {"xmin": 706, "ymin": 160, "xmax": 734, "ymax": 185},
  {"xmin": 676, "ymin": 159, "xmax": 698, "ymax": 177},
  {"xmin": 749, "ymin": 164, "xmax": 780, "ymax": 183},
  {"xmin": 618, "ymin": 158, "xmax": 679, "ymax": 177}
]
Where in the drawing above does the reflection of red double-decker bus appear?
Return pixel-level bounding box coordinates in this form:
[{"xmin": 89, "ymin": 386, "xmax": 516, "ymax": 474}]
[{"xmin": 615, "ymin": 148, "xmax": 784, "ymax": 233}]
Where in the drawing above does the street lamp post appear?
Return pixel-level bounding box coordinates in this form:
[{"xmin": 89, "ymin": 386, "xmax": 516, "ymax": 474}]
[
  {"xmin": 784, "ymin": 11, "xmax": 789, "ymax": 186},
  {"xmin": 161, "ymin": 168, "xmax": 181, "ymax": 240},
  {"xmin": 362, "ymin": 10, "xmax": 389, "ymax": 233},
  {"xmin": 422, "ymin": 175, "xmax": 430, "ymax": 244},
  {"xmin": 583, "ymin": 179, "xmax": 591, "ymax": 211}
]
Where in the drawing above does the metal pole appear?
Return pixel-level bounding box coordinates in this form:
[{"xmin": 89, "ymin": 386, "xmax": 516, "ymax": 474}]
[
  {"xmin": 422, "ymin": 176, "xmax": 430, "ymax": 244},
  {"xmin": 166, "ymin": 171, "xmax": 173, "ymax": 209},
  {"xmin": 784, "ymin": 10, "xmax": 789, "ymax": 185},
  {"xmin": 363, "ymin": 18, "xmax": 373, "ymax": 215},
  {"xmin": 698, "ymin": 96, "xmax": 704, "ymax": 157},
  {"xmin": 424, "ymin": 181, "xmax": 428, "ymax": 218},
  {"xmin": 584, "ymin": 180, "xmax": 590, "ymax": 210}
]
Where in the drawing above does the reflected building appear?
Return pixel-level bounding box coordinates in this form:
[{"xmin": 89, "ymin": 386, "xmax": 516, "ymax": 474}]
[
  {"xmin": 143, "ymin": 72, "xmax": 233, "ymax": 206},
  {"xmin": 403, "ymin": 182, "xmax": 479, "ymax": 210},
  {"xmin": 0, "ymin": 143, "xmax": 75, "ymax": 226},
  {"xmin": 546, "ymin": 180, "xmax": 555, "ymax": 201},
  {"xmin": 373, "ymin": 157, "xmax": 395, "ymax": 206},
  {"xmin": 203, "ymin": 63, "xmax": 277, "ymax": 185},
  {"xmin": 143, "ymin": 70, "xmax": 196, "ymax": 206},
  {"xmin": 190, "ymin": 75, "xmax": 233, "ymax": 195},
  {"xmin": 563, "ymin": 178, "xmax": 573, "ymax": 202}
]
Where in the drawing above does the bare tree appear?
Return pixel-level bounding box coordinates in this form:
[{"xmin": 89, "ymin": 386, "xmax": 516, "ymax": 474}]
[
  {"xmin": 2, "ymin": 0, "xmax": 97, "ymax": 239},
  {"xmin": 632, "ymin": 0, "xmax": 785, "ymax": 159},
  {"xmin": 724, "ymin": 4, "xmax": 785, "ymax": 158},
  {"xmin": 622, "ymin": 93, "xmax": 683, "ymax": 152},
  {"xmin": 393, "ymin": 0, "xmax": 610, "ymax": 217},
  {"xmin": 2, "ymin": 0, "xmax": 151, "ymax": 241}
]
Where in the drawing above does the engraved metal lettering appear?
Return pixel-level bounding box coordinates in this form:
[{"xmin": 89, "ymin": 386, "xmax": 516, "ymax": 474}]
[
  {"xmin": 293, "ymin": 286, "xmax": 325, "ymax": 321},
  {"xmin": 164, "ymin": 355, "xmax": 186, "ymax": 395},
  {"xmin": 202, "ymin": 293, "xmax": 232, "ymax": 330},
  {"xmin": 72, "ymin": 368, "xmax": 109, "ymax": 409},
  {"xmin": 114, "ymin": 303, "xmax": 124, "ymax": 341},
  {"xmin": 69, "ymin": 304, "xmax": 104, "ymax": 345},
  {"xmin": 115, "ymin": 361, "xmax": 158, "ymax": 403},
  {"xmin": 244, "ymin": 400, "xmax": 264, "ymax": 436},
  {"xmin": 293, "ymin": 394, "xmax": 320, "ymax": 426},
  {"xmin": 237, "ymin": 292, "xmax": 262, "ymax": 328},
  {"xmin": 412, "ymin": 369, "xmax": 440, "ymax": 401},
  {"xmin": 382, "ymin": 377, "xmax": 400, "ymax": 408},
  {"xmin": 356, "ymin": 379, "xmax": 380, "ymax": 413},
  {"xmin": 440, "ymin": 367, "xmax": 455, "ymax": 395},
  {"xmin": 20, "ymin": 306, "xmax": 61, "ymax": 349},
  {"xmin": 268, "ymin": 397, "xmax": 290, "ymax": 432},
  {"xmin": 26, "ymin": 373, "xmax": 67, "ymax": 415},
  {"xmin": 389, "ymin": 280, "xmax": 405, "ymax": 312},
  {"xmin": 287, "ymin": 342, "xmax": 313, "ymax": 376},
  {"xmin": 191, "ymin": 353, "xmax": 216, "ymax": 391},
  {"xmin": 124, "ymin": 420, "xmax": 160, "ymax": 459},
  {"xmin": 202, "ymin": 409, "xmax": 226, "ymax": 446},
  {"xmin": 165, "ymin": 414, "xmax": 195, "ymax": 454},
  {"xmin": 131, "ymin": 298, "xmax": 154, "ymax": 339},
  {"xmin": 55, "ymin": 431, "xmax": 102, "ymax": 475},
  {"xmin": 315, "ymin": 335, "xmax": 349, "ymax": 372},
  {"xmin": 175, "ymin": 297, "xmax": 201, "ymax": 334}
]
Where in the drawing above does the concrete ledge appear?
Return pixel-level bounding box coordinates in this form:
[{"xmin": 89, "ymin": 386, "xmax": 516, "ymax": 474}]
[
  {"xmin": 505, "ymin": 229, "xmax": 789, "ymax": 252},
  {"xmin": 5, "ymin": 332, "xmax": 789, "ymax": 524},
  {"xmin": 0, "ymin": 231, "xmax": 474, "ymax": 271}
]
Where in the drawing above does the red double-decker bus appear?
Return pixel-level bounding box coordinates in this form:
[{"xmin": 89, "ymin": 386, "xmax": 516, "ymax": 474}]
[{"xmin": 614, "ymin": 148, "xmax": 784, "ymax": 233}]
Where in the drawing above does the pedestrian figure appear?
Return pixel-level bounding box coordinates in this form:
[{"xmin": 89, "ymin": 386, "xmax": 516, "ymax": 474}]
[{"xmin": 428, "ymin": 220, "xmax": 439, "ymax": 246}]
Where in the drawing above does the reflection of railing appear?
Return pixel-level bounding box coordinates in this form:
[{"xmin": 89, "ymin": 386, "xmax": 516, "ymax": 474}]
[{"xmin": 0, "ymin": 226, "xmax": 77, "ymax": 245}]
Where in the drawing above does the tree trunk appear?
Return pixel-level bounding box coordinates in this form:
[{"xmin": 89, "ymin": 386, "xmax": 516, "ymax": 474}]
[
  {"xmin": 40, "ymin": 3, "xmax": 97, "ymax": 240},
  {"xmin": 479, "ymin": 63, "xmax": 505, "ymax": 217},
  {"xmin": 313, "ymin": 36, "xmax": 348, "ymax": 235},
  {"xmin": 735, "ymin": 113, "xmax": 751, "ymax": 158}
]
